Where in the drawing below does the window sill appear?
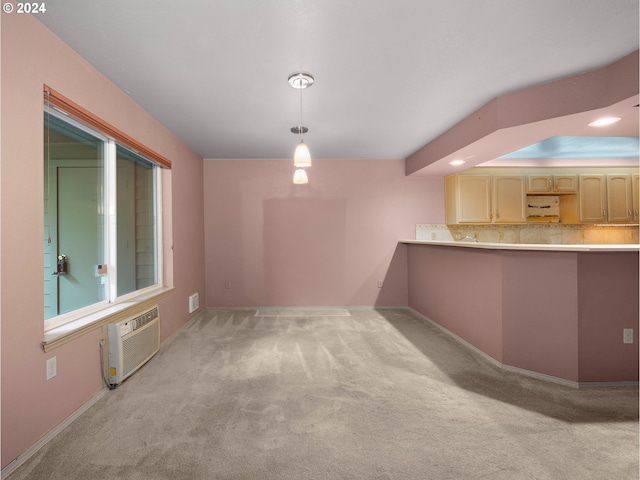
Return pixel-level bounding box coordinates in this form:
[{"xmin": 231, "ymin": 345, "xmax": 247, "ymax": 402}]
[{"xmin": 41, "ymin": 286, "xmax": 174, "ymax": 352}]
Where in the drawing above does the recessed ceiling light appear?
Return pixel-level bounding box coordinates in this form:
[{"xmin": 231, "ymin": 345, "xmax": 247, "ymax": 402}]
[
  {"xmin": 449, "ymin": 159, "xmax": 466, "ymax": 166},
  {"xmin": 588, "ymin": 116, "xmax": 622, "ymax": 127}
]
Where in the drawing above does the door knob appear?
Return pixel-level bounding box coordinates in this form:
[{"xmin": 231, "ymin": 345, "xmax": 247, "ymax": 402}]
[{"xmin": 52, "ymin": 254, "xmax": 68, "ymax": 276}]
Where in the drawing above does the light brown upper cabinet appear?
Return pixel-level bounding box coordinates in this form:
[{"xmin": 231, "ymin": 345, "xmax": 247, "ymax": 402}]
[
  {"xmin": 527, "ymin": 174, "xmax": 577, "ymax": 193},
  {"xmin": 493, "ymin": 175, "xmax": 527, "ymax": 223},
  {"xmin": 606, "ymin": 173, "xmax": 634, "ymax": 223},
  {"xmin": 445, "ymin": 174, "xmax": 526, "ymax": 224},
  {"xmin": 579, "ymin": 173, "xmax": 635, "ymax": 223},
  {"xmin": 446, "ymin": 168, "xmax": 638, "ymax": 225},
  {"xmin": 446, "ymin": 175, "xmax": 492, "ymax": 223},
  {"xmin": 579, "ymin": 174, "xmax": 607, "ymax": 223}
]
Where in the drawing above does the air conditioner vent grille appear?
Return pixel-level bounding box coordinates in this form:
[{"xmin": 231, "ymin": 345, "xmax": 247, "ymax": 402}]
[
  {"xmin": 128, "ymin": 306, "xmax": 159, "ymax": 332},
  {"xmin": 108, "ymin": 305, "xmax": 160, "ymax": 386}
]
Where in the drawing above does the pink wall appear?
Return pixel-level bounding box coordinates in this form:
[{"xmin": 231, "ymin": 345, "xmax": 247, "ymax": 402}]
[
  {"xmin": 501, "ymin": 251, "xmax": 579, "ymax": 381},
  {"xmin": 407, "ymin": 244, "xmax": 639, "ymax": 384},
  {"xmin": 1, "ymin": 15, "xmax": 205, "ymax": 468},
  {"xmin": 203, "ymin": 159, "xmax": 442, "ymax": 307},
  {"xmin": 577, "ymin": 253, "xmax": 639, "ymax": 382},
  {"xmin": 407, "ymin": 245, "xmax": 504, "ymax": 362}
]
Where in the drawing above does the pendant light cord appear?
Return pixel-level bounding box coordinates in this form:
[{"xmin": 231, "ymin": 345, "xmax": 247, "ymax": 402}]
[{"xmin": 298, "ymin": 76, "xmax": 304, "ymax": 141}]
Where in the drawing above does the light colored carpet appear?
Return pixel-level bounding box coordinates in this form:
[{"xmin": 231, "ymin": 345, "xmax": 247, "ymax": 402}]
[{"xmin": 8, "ymin": 308, "xmax": 639, "ymax": 479}]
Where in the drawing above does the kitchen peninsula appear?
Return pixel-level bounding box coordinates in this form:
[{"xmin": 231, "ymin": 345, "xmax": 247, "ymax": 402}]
[{"xmin": 401, "ymin": 239, "xmax": 639, "ymax": 387}]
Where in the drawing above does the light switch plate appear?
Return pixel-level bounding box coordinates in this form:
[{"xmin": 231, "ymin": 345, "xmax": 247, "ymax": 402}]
[{"xmin": 623, "ymin": 328, "xmax": 634, "ymax": 344}]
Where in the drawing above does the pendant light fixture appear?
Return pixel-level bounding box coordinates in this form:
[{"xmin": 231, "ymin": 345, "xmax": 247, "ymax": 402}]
[
  {"xmin": 292, "ymin": 127, "xmax": 311, "ymax": 167},
  {"xmin": 293, "ymin": 168, "xmax": 309, "ymax": 184},
  {"xmin": 289, "ymin": 72, "xmax": 314, "ymax": 183}
]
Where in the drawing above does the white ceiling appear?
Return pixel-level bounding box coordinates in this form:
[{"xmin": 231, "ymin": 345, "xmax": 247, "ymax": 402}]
[{"xmin": 36, "ymin": 0, "xmax": 639, "ymax": 161}]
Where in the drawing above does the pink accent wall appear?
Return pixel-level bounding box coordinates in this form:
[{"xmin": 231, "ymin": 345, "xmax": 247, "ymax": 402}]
[
  {"xmin": 577, "ymin": 253, "xmax": 639, "ymax": 382},
  {"xmin": 1, "ymin": 15, "xmax": 205, "ymax": 468},
  {"xmin": 203, "ymin": 159, "xmax": 442, "ymax": 307},
  {"xmin": 407, "ymin": 244, "xmax": 639, "ymax": 384},
  {"xmin": 501, "ymin": 252, "xmax": 579, "ymax": 381},
  {"xmin": 407, "ymin": 246, "xmax": 504, "ymax": 362}
]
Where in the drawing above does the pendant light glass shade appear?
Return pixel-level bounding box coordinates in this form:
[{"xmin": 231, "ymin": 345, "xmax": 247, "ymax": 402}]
[
  {"xmin": 289, "ymin": 73, "xmax": 314, "ymax": 183},
  {"xmin": 294, "ymin": 140, "xmax": 312, "ymax": 167},
  {"xmin": 293, "ymin": 168, "xmax": 308, "ymax": 184}
]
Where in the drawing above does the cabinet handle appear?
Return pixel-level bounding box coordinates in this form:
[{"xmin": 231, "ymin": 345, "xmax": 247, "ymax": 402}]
[
  {"xmin": 603, "ymin": 209, "xmax": 607, "ymax": 217},
  {"xmin": 548, "ymin": 179, "xmax": 552, "ymax": 187},
  {"xmin": 555, "ymin": 179, "xmax": 558, "ymax": 186},
  {"xmin": 629, "ymin": 209, "xmax": 633, "ymax": 218}
]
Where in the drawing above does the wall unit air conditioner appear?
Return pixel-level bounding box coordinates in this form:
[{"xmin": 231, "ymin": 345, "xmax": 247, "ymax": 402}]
[{"xmin": 107, "ymin": 305, "xmax": 160, "ymax": 386}]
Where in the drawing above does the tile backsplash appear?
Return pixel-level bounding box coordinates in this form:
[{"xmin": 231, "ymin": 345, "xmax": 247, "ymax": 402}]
[{"xmin": 416, "ymin": 224, "xmax": 639, "ymax": 245}]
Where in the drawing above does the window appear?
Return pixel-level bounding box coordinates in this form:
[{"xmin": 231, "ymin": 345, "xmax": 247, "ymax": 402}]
[{"xmin": 44, "ymin": 103, "xmax": 164, "ymax": 330}]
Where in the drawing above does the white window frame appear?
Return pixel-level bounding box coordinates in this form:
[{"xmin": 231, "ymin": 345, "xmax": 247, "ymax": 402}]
[{"xmin": 44, "ymin": 107, "xmax": 164, "ymax": 332}]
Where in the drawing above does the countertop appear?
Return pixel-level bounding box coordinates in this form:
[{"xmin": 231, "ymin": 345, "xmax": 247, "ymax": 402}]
[{"xmin": 399, "ymin": 240, "xmax": 640, "ymax": 252}]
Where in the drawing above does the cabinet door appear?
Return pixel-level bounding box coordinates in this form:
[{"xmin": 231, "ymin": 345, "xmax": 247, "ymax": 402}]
[
  {"xmin": 579, "ymin": 174, "xmax": 607, "ymax": 223},
  {"xmin": 493, "ymin": 176, "xmax": 526, "ymax": 223},
  {"xmin": 606, "ymin": 174, "xmax": 633, "ymax": 223},
  {"xmin": 553, "ymin": 174, "xmax": 577, "ymax": 193},
  {"xmin": 633, "ymin": 174, "xmax": 639, "ymax": 222},
  {"xmin": 527, "ymin": 175, "xmax": 552, "ymax": 193},
  {"xmin": 457, "ymin": 175, "xmax": 492, "ymax": 223}
]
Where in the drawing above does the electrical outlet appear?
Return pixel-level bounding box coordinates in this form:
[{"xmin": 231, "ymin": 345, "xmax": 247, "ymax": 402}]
[
  {"xmin": 225, "ymin": 280, "xmax": 231, "ymax": 289},
  {"xmin": 623, "ymin": 328, "xmax": 634, "ymax": 344},
  {"xmin": 377, "ymin": 280, "xmax": 383, "ymax": 288},
  {"xmin": 46, "ymin": 357, "xmax": 57, "ymax": 380}
]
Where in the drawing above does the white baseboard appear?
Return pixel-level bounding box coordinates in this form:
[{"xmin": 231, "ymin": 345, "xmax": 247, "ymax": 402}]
[
  {"xmin": 1, "ymin": 388, "xmax": 108, "ymax": 478},
  {"xmin": 204, "ymin": 305, "xmax": 400, "ymax": 311}
]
